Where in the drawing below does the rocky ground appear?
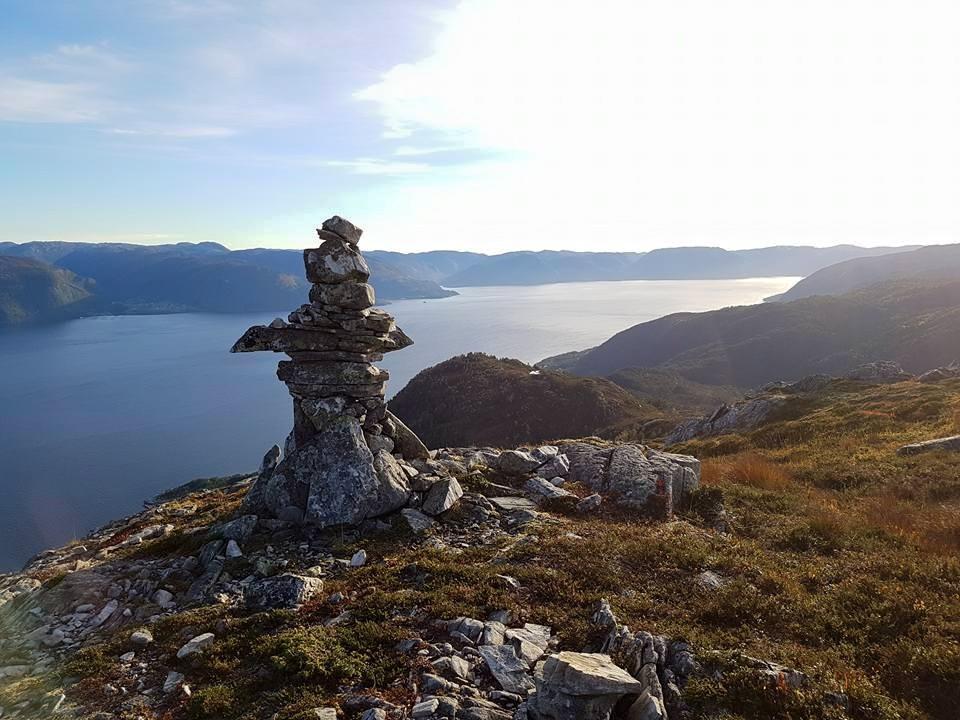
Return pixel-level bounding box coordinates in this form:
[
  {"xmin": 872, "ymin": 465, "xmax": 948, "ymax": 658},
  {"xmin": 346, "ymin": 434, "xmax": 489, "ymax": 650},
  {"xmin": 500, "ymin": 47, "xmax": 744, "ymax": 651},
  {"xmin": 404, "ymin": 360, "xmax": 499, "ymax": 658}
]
[{"xmin": 3, "ymin": 373, "xmax": 960, "ymax": 719}]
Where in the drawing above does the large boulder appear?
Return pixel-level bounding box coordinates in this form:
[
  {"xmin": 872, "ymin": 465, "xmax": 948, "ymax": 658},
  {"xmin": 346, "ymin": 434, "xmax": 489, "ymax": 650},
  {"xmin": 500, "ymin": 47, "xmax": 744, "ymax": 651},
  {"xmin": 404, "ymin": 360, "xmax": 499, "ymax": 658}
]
[
  {"xmin": 244, "ymin": 573, "xmax": 324, "ymax": 610},
  {"xmin": 897, "ymin": 435, "xmax": 960, "ymax": 456},
  {"xmin": 665, "ymin": 395, "xmax": 788, "ymax": 445},
  {"xmin": 529, "ymin": 652, "xmax": 644, "ymax": 720},
  {"xmin": 560, "ymin": 442, "xmax": 699, "ymax": 516},
  {"xmin": 245, "ymin": 416, "xmax": 409, "ymax": 526}
]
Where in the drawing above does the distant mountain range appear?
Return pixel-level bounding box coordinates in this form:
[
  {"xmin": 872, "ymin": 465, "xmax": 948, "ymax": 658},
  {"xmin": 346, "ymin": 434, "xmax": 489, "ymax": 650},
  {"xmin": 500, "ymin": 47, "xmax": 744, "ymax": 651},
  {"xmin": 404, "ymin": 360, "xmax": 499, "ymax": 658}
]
[
  {"xmin": 542, "ymin": 278, "xmax": 960, "ymax": 389},
  {"xmin": 434, "ymin": 244, "xmax": 916, "ymax": 286},
  {"xmin": 0, "ymin": 238, "xmax": 939, "ymax": 326},
  {"xmin": 767, "ymin": 244, "xmax": 960, "ymax": 302},
  {"xmin": 0, "ymin": 241, "xmax": 456, "ymax": 325}
]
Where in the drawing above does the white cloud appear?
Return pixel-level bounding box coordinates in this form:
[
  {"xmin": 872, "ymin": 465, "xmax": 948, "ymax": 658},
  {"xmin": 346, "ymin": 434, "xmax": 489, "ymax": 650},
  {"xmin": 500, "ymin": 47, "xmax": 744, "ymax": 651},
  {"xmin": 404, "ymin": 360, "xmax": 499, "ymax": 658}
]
[
  {"xmin": 105, "ymin": 125, "xmax": 237, "ymax": 138},
  {"xmin": 0, "ymin": 76, "xmax": 109, "ymax": 123},
  {"xmin": 352, "ymin": 0, "xmax": 960, "ymax": 252},
  {"xmin": 324, "ymin": 158, "xmax": 432, "ymax": 175}
]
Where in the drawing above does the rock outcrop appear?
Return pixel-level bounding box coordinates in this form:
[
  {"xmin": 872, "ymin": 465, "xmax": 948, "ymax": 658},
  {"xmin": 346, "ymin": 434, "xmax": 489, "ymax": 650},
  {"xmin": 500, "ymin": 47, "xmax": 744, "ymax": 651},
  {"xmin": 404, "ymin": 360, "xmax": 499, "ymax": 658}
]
[
  {"xmin": 897, "ymin": 435, "xmax": 960, "ymax": 456},
  {"xmin": 232, "ymin": 216, "xmax": 427, "ymax": 527}
]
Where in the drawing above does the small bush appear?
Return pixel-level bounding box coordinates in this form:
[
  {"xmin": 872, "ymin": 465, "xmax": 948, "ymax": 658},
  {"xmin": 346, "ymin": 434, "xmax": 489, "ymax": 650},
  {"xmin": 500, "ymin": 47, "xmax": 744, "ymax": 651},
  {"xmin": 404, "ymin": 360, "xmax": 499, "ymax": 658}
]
[{"xmin": 188, "ymin": 684, "xmax": 236, "ymax": 719}]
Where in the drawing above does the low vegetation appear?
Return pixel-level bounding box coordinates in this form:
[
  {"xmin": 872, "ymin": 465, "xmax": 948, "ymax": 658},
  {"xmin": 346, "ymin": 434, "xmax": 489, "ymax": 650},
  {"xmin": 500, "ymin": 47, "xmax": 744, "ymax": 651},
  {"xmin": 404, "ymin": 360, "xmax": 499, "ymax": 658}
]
[{"xmin": 33, "ymin": 377, "xmax": 960, "ymax": 719}]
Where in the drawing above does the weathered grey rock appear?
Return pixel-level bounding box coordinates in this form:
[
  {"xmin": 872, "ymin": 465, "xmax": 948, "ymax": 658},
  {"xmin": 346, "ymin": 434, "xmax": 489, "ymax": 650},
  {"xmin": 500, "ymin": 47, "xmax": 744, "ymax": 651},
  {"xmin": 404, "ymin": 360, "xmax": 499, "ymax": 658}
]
[
  {"xmin": 498, "ymin": 450, "xmax": 543, "ymax": 476},
  {"xmin": 529, "ymin": 652, "xmax": 644, "ymax": 720},
  {"xmin": 535, "ymin": 454, "xmax": 570, "ymax": 479},
  {"xmin": 696, "ymin": 570, "xmax": 725, "ymax": 591},
  {"xmin": 666, "ymin": 394, "xmax": 789, "ymax": 444},
  {"xmin": 310, "ymin": 708, "xmax": 338, "ymax": 720},
  {"xmin": 845, "ymin": 361, "xmax": 912, "ymax": 383},
  {"xmin": 278, "ymin": 360, "xmax": 388, "ymax": 386},
  {"xmin": 384, "ymin": 409, "xmax": 430, "ymax": 459},
  {"xmin": 897, "ymin": 435, "xmax": 960, "ymax": 455},
  {"xmin": 524, "ymin": 477, "xmax": 573, "ymax": 502},
  {"xmin": 177, "ymin": 632, "xmax": 215, "ymax": 660},
  {"xmin": 576, "ymin": 494, "xmax": 602, "ymax": 513},
  {"xmin": 482, "ymin": 620, "xmax": 507, "ymax": 646},
  {"xmin": 244, "ymin": 573, "xmax": 323, "ymax": 610},
  {"xmin": 305, "ymin": 239, "xmax": 370, "ymax": 284},
  {"xmin": 422, "ymin": 477, "xmax": 464, "ymax": 515},
  {"xmin": 309, "ymin": 282, "xmax": 376, "ymax": 310},
  {"xmin": 559, "ymin": 442, "xmax": 699, "ymax": 516},
  {"xmin": 433, "ymin": 654, "xmax": 471, "ymax": 680},
  {"xmin": 130, "ymin": 629, "xmax": 154, "ymax": 647},
  {"xmin": 350, "ymin": 549, "xmax": 367, "ymax": 567},
  {"xmin": 212, "ymin": 514, "xmax": 258, "ymax": 544},
  {"xmin": 918, "ymin": 364, "xmax": 960, "ymax": 383},
  {"xmin": 626, "ymin": 691, "xmax": 667, "ymax": 720},
  {"xmin": 253, "ymin": 418, "xmax": 409, "ymax": 527},
  {"xmin": 479, "ymin": 644, "xmax": 536, "ymax": 695},
  {"xmin": 321, "ymin": 215, "xmax": 363, "ymax": 245},
  {"xmin": 490, "ymin": 497, "xmax": 538, "ymax": 513},
  {"xmin": 163, "ymin": 671, "xmax": 185, "ymax": 693},
  {"xmin": 399, "ymin": 508, "xmax": 435, "ymax": 534}
]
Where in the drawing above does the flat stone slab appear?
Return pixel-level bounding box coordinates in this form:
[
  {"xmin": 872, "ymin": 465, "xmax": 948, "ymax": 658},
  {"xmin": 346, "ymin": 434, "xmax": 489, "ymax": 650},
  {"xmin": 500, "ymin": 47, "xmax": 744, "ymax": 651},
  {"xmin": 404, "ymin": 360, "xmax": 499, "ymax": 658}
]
[
  {"xmin": 490, "ymin": 497, "xmax": 538, "ymax": 513},
  {"xmin": 897, "ymin": 435, "xmax": 960, "ymax": 455}
]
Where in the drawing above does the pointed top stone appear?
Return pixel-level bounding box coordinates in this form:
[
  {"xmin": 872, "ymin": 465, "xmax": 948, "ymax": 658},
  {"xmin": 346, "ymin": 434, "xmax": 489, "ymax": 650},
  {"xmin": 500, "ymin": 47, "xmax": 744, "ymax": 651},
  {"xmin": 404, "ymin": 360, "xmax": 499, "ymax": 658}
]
[{"xmin": 319, "ymin": 216, "xmax": 363, "ymax": 245}]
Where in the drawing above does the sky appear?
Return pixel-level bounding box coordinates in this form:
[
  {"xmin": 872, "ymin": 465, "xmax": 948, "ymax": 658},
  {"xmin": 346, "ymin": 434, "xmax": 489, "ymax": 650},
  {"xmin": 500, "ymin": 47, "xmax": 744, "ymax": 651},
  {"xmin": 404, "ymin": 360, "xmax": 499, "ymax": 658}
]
[{"xmin": 1, "ymin": 0, "xmax": 959, "ymax": 254}]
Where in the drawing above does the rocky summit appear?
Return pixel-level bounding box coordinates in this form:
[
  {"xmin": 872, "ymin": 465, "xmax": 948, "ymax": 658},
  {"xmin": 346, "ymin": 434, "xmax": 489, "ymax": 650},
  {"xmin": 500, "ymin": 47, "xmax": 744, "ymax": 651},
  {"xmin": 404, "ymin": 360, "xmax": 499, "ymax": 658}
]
[{"xmin": 231, "ymin": 216, "xmax": 429, "ymax": 528}]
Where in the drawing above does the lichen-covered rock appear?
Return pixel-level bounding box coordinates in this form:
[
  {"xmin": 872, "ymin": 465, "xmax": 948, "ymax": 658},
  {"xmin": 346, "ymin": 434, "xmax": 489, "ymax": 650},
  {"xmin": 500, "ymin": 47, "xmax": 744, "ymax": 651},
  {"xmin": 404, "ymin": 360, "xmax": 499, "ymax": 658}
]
[
  {"xmin": 559, "ymin": 442, "xmax": 699, "ymax": 516},
  {"xmin": 233, "ymin": 216, "xmax": 428, "ymax": 530},
  {"xmin": 304, "ymin": 238, "xmax": 370, "ymax": 284},
  {"xmin": 244, "ymin": 573, "xmax": 324, "ymax": 610}
]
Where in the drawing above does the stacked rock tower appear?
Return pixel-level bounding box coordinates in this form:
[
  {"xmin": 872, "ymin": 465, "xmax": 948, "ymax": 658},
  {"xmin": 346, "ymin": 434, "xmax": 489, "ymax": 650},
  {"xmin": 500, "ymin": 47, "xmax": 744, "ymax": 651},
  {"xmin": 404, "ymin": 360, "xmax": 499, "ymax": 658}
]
[{"xmin": 232, "ymin": 216, "xmax": 429, "ymax": 527}]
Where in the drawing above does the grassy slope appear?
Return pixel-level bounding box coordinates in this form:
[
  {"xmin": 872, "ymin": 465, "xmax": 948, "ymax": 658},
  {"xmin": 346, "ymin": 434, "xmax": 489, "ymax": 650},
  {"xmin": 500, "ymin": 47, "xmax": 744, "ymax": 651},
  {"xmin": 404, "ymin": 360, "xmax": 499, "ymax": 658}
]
[
  {"xmin": 19, "ymin": 379, "xmax": 960, "ymax": 720},
  {"xmin": 562, "ymin": 280, "xmax": 960, "ymax": 387}
]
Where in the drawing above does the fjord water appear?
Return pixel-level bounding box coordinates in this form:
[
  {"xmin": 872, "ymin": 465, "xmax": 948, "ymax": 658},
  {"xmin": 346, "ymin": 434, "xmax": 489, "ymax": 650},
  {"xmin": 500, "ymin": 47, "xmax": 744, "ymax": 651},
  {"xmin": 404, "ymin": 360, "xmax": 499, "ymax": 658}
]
[{"xmin": 0, "ymin": 277, "xmax": 796, "ymax": 570}]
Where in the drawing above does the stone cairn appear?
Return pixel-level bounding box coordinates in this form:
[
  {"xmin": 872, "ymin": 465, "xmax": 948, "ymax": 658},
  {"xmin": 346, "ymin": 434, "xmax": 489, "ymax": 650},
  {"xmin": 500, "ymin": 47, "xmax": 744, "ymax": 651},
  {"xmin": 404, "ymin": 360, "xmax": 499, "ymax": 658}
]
[{"xmin": 232, "ymin": 216, "xmax": 430, "ymax": 527}]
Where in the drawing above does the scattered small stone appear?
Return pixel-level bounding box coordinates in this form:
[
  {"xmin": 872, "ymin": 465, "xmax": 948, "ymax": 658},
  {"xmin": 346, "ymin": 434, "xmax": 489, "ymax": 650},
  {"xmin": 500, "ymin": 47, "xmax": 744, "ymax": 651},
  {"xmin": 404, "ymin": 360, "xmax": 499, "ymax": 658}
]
[
  {"xmin": 350, "ymin": 549, "xmax": 367, "ymax": 567},
  {"xmin": 177, "ymin": 632, "xmax": 215, "ymax": 660},
  {"xmin": 162, "ymin": 671, "xmax": 185, "ymax": 693},
  {"xmin": 129, "ymin": 629, "xmax": 154, "ymax": 647},
  {"xmin": 576, "ymin": 493, "xmax": 602, "ymax": 513},
  {"xmin": 412, "ymin": 698, "xmax": 439, "ymax": 718},
  {"xmin": 244, "ymin": 573, "xmax": 324, "ymax": 610}
]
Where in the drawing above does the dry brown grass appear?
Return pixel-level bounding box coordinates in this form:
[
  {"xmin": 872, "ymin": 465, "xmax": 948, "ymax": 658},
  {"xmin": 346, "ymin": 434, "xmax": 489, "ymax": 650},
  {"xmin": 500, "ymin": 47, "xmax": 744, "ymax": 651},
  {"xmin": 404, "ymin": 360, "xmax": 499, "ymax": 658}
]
[
  {"xmin": 702, "ymin": 453, "xmax": 794, "ymax": 492},
  {"xmin": 952, "ymin": 398, "xmax": 960, "ymax": 433},
  {"xmin": 860, "ymin": 493, "xmax": 960, "ymax": 554}
]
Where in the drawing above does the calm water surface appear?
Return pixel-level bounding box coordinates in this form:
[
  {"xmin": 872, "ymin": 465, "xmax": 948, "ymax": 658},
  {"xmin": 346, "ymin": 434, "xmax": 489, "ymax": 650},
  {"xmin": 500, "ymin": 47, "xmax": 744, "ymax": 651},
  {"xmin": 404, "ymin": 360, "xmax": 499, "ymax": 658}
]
[{"xmin": 0, "ymin": 277, "xmax": 796, "ymax": 570}]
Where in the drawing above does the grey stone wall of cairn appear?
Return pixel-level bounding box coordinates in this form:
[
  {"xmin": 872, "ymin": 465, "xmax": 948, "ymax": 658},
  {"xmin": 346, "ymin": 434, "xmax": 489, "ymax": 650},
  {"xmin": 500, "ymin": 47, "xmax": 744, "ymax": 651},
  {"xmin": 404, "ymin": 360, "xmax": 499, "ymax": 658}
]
[{"xmin": 231, "ymin": 216, "xmax": 429, "ymax": 527}]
